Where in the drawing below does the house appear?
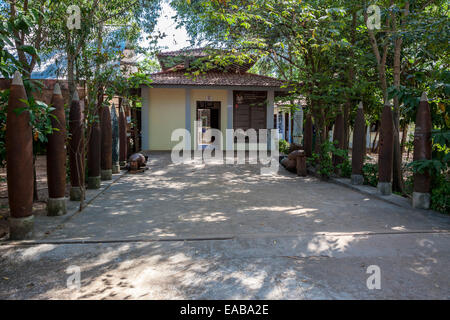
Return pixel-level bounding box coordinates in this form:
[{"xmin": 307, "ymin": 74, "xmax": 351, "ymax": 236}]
[{"xmin": 140, "ymin": 48, "xmax": 289, "ymax": 151}]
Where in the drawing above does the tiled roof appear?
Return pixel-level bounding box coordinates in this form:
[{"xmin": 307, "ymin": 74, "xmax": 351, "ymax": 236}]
[
  {"xmin": 157, "ymin": 48, "xmax": 212, "ymax": 57},
  {"xmin": 149, "ymin": 71, "xmax": 285, "ymax": 88},
  {"xmin": 156, "ymin": 47, "xmax": 257, "ymax": 73}
]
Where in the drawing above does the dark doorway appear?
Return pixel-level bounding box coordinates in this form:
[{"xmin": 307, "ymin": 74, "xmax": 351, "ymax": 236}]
[{"xmin": 196, "ymin": 101, "xmax": 221, "ymax": 147}]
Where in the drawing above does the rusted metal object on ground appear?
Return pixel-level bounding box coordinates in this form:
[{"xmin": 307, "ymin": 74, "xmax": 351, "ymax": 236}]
[
  {"xmin": 281, "ymin": 150, "xmax": 306, "ymax": 175},
  {"xmin": 412, "ymin": 92, "xmax": 432, "ymax": 209},
  {"xmin": 100, "ymin": 103, "xmax": 112, "ymax": 181},
  {"xmin": 111, "ymin": 103, "xmax": 120, "ymax": 173},
  {"xmin": 304, "ymin": 113, "xmax": 313, "ymax": 157},
  {"xmin": 351, "ymin": 102, "xmax": 365, "ymax": 185},
  {"xmin": 69, "ymin": 90, "xmax": 85, "ymax": 200},
  {"xmin": 119, "ymin": 100, "xmax": 127, "ymax": 166},
  {"xmin": 6, "ymin": 72, "xmax": 34, "ymax": 239},
  {"xmin": 127, "ymin": 153, "xmax": 147, "ymax": 173},
  {"xmin": 87, "ymin": 94, "xmax": 102, "ymax": 189},
  {"xmin": 332, "ymin": 109, "xmax": 345, "ymax": 170},
  {"xmin": 377, "ymin": 102, "xmax": 394, "ymax": 195},
  {"xmin": 296, "ymin": 151, "xmax": 307, "ymax": 177},
  {"xmin": 288, "ymin": 143, "xmax": 303, "ymax": 154},
  {"xmin": 46, "ymin": 84, "xmax": 67, "ymax": 216},
  {"xmin": 280, "ymin": 157, "xmax": 296, "ymax": 172}
]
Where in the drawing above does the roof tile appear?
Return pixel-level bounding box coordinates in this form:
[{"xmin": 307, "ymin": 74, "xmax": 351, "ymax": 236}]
[{"xmin": 149, "ymin": 71, "xmax": 284, "ymax": 88}]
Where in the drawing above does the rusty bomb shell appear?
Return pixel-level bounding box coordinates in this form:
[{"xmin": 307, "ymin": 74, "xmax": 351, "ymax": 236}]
[
  {"xmin": 47, "ymin": 83, "xmax": 67, "ymax": 199},
  {"xmin": 352, "ymin": 102, "xmax": 365, "ymax": 175},
  {"xmin": 119, "ymin": 102, "xmax": 127, "ymax": 164},
  {"xmin": 6, "ymin": 71, "xmax": 34, "ymax": 218},
  {"xmin": 88, "ymin": 114, "xmax": 101, "ymax": 179},
  {"xmin": 111, "ymin": 104, "xmax": 119, "ymax": 164},
  {"xmin": 304, "ymin": 113, "xmax": 313, "ymax": 158},
  {"xmin": 69, "ymin": 90, "xmax": 85, "ymax": 188},
  {"xmin": 100, "ymin": 104, "xmax": 112, "ymax": 171},
  {"xmin": 378, "ymin": 102, "xmax": 394, "ymax": 183},
  {"xmin": 332, "ymin": 108, "xmax": 345, "ymax": 168},
  {"xmin": 413, "ymin": 92, "xmax": 432, "ymax": 193}
]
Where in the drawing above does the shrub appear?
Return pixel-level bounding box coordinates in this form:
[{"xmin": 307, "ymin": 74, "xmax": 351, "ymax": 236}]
[
  {"xmin": 338, "ymin": 159, "xmax": 352, "ymax": 178},
  {"xmin": 362, "ymin": 162, "xmax": 378, "ymax": 187},
  {"xmin": 278, "ymin": 139, "xmax": 290, "ymax": 155},
  {"xmin": 431, "ymin": 175, "xmax": 450, "ymax": 214}
]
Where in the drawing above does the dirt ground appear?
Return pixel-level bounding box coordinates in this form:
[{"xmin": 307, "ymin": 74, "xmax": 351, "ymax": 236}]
[
  {"xmin": 0, "ymin": 151, "xmax": 416, "ymax": 241},
  {"xmin": 0, "ymin": 155, "xmax": 70, "ymax": 240},
  {"xmin": 1, "ymin": 152, "xmax": 449, "ymax": 299}
]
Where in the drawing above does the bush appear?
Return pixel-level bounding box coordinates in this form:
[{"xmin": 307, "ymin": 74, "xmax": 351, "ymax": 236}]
[
  {"xmin": 338, "ymin": 159, "xmax": 352, "ymax": 178},
  {"xmin": 362, "ymin": 162, "xmax": 378, "ymax": 187},
  {"xmin": 431, "ymin": 175, "xmax": 450, "ymax": 214},
  {"xmin": 407, "ymin": 129, "xmax": 449, "ymax": 214},
  {"xmin": 278, "ymin": 139, "xmax": 290, "ymax": 155}
]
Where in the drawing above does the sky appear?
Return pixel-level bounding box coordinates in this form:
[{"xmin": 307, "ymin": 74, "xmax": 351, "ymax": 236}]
[
  {"xmin": 31, "ymin": 1, "xmax": 192, "ymax": 77},
  {"xmin": 150, "ymin": 1, "xmax": 191, "ymax": 51}
]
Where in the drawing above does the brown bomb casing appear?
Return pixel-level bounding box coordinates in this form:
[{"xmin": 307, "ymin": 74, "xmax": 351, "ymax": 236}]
[
  {"xmin": 6, "ymin": 72, "xmax": 34, "ymax": 218},
  {"xmin": 413, "ymin": 93, "xmax": 432, "ymax": 193},
  {"xmin": 100, "ymin": 105, "xmax": 112, "ymax": 170},
  {"xmin": 88, "ymin": 94, "xmax": 102, "ymax": 179},
  {"xmin": 47, "ymin": 84, "xmax": 67, "ymax": 198},
  {"xmin": 69, "ymin": 91, "xmax": 84, "ymax": 188},
  {"xmin": 352, "ymin": 102, "xmax": 365, "ymax": 175},
  {"xmin": 304, "ymin": 114, "xmax": 313, "ymax": 158},
  {"xmin": 378, "ymin": 103, "xmax": 394, "ymax": 183},
  {"xmin": 119, "ymin": 101, "xmax": 127, "ymax": 164},
  {"xmin": 332, "ymin": 109, "xmax": 345, "ymax": 168}
]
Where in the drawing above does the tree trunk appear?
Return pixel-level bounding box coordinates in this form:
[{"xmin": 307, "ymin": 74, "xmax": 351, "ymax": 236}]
[
  {"xmin": 67, "ymin": 55, "xmax": 76, "ymax": 99},
  {"xmin": 391, "ymin": 2, "xmax": 410, "ymax": 194}
]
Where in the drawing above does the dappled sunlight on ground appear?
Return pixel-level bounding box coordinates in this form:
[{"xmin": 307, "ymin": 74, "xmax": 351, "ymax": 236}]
[{"xmin": 1, "ymin": 152, "xmax": 449, "ymax": 299}]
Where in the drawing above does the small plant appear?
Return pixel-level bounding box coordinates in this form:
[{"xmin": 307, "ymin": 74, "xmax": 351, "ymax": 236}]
[
  {"xmin": 362, "ymin": 162, "xmax": 378, "ymax": 187},
  {"xmin": 338, "ymin": 158, "xmax": 352, "ymax": 178},
  {"xmin": 315, "ymin": 141, "xmax": 334, "ymax": 179},
  {"xmin": 278, "ymin": 139, "xmax": 290, "ymax": 155},
  {"xmin": 430, "ymin": 175, "xmax": 450, "ymax": 214},
  {"xmin": 309, "ymin": 140, "xmax": 351, "ymax": 179}
]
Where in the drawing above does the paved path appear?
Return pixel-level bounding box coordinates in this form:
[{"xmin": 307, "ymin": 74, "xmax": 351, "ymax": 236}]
[{"xmin": 1, "ymin": 153, "xmax": 449, "ymax": 299}]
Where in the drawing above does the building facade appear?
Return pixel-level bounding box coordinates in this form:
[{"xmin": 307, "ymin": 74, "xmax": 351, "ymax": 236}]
[{"xmin": 140, "ymin": 49, "xmax": 287, "ymax": 151}]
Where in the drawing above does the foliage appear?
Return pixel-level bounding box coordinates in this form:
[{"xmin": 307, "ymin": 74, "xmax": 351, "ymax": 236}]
[
  {"xmin": 338, "ymin": 158, "xmax": 352, "ymax": 179},
  {"xmin": 362, "ymin": 162, "xmax": 379, "ymax": 187},
  {"xmin": 172, "ymin": 0, "xmax": 449, "ymax": 193},
  {"xmin": 430, "ymin": 175, "xmax": 450, "ymax": 214},
  {"xmin": 0, "ymin": 81, "xmax": 55, "ymax": 167},
  {"xmin": 309, "ymin": 140, "xmax": 352, "ymax": 179},
  {"xmin": 278, "ymin": 139, "xmax": 289, "ymax": 155},
  {"xmin": 407, "ymin": 127, "xmax": 449, "ymax": 214}
]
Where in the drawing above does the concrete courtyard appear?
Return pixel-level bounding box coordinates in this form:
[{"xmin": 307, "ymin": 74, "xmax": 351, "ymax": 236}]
[{"xmin": 0, "ymin": 152, "xmax": 449, "ymax": 299}]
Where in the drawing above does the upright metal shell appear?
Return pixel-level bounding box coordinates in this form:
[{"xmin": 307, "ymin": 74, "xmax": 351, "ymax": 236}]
[
  {"xmin": 6, "ymin": 72, "xmax": 33, "ymax": 218},
  {"xmin": 413, "ymin": 92, "xmax": 432, "ymax": 193},
  {"xmin": 100, "ymin": 104, "xmax": 112, "ymax": 171},
  {"xmin": 111, "ymin": 104, "xmax": 119, "ymax": 164},
  {"xmin": 119, "ymin": 100, "xmax": 127, "ymax": 165},
  {"xmin": 47, "ymin": 84, "xmax": 67, "ymax": 199},
  {"xmin": 378, "ymin": 103, "xmax": 394, "ymax": 183},
  {"xmin": 352, "ymin": 102, "xmax": 365, "ymax": 175},
  {"xmin": 304, "ymin": 114, "xmax": 313, "ymax": 158},
  {"xmin": 69, "ymin": 90, "xmax": 84, "ymax": 189},
  {"xmin": 332, "ymin": 108, "xmax": 345, "ymax": 168}
]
